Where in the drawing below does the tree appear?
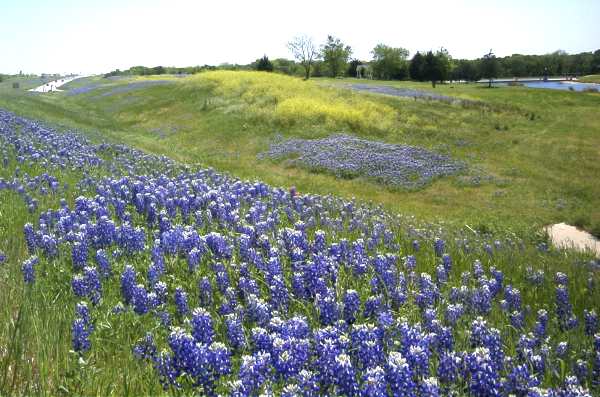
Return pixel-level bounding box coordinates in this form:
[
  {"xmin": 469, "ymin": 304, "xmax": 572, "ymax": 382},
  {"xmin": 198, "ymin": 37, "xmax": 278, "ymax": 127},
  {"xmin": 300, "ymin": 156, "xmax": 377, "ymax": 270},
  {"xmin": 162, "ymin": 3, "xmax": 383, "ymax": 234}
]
[
  {"xmin": 321, "ymin": 35, "xmax": 352, "ymax": 77},
  {"xmin": 288, "ymin": 35, "xmax": 319, "ymax": 80},
  {"xmin": 436, "ymin": 47, "xmax": 452, "ymax": 82},
  {"xmin": 255, "ymin": 55, "xmax": 274, "ymax": 72},
  {"xmin": 480, "ymin": 49, "xmax": 500, "ymax": 88},
  {"xmin": 272, "ymin": 58, "xmax": 301, "ymax": 75},
  {"xmin": 409, "ymin": 52, "xmax": 425, "ymax": 81},
  {"xmin": 452, "ymin": 59, "xmax": 480, "ymax": 82},
  {"xmin": 371, "ymin": 44, "xmax": 409, "ymax": 80},
  {"xmin": 347, "ymin": 59, "xmax": 362, "ymax": 78}
]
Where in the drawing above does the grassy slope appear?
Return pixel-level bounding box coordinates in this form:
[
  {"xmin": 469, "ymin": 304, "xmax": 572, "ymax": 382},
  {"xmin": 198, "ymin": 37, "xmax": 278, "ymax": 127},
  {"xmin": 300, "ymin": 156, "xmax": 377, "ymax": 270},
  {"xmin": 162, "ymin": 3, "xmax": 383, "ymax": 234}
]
[
  {"xmin": 0, "ymin": 73, "xmax": 599, "ymax": 395},
  {"xmin": 578, "ymin": 74, "xmax": 600, "ymax": 83},
  {"xmin": 0, "ymin": 71, "xmax": 599, "ymax": 237}
]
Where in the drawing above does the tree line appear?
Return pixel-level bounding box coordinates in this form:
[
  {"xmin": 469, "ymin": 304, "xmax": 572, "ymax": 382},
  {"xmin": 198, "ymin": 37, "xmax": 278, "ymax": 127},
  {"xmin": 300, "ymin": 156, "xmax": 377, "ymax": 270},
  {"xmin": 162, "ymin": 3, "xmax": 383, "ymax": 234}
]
[{"xmin": 100, "ymin": 35, "xmax": 600, "ymax": 86}]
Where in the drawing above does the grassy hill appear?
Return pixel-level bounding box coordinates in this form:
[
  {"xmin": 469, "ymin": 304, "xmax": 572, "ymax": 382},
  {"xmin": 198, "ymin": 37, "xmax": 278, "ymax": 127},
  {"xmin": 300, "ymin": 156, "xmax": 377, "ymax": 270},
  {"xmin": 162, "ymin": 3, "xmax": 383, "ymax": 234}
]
[
  {"xmin": 579, "ymin": 74, "xmax": 600, "ymax": 84},
  {"xmin": 0, "ymin": 71, "xmax": 599, "ymax": 236}
]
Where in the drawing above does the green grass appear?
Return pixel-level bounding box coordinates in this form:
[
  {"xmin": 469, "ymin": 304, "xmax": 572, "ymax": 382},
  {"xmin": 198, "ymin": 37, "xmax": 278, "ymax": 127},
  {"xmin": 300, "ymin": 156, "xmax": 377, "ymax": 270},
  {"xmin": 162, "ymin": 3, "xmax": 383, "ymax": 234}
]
[
  {"xmin": 578, "ymin": 74, "xmax": 600, "ymax": 83},
  {"xmin": 1, "ymin": 71, "xmax": 598, "ymax": 237}
]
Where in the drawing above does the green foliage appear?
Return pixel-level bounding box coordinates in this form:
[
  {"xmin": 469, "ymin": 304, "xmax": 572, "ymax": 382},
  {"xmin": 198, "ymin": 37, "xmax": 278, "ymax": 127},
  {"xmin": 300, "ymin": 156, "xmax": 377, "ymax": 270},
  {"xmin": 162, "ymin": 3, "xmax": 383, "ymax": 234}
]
[
  {"xmin": 271, "ymin": 58, "xmax": 301, "ymax": 76},
  {"xmin": 370, "ymin": 44, "xmax": 409, "ymax": 80},
  {"xmin": 346, "ymin": 59, "xmax": 362, "ymax": 78},
  {"xmin": 254, "ymin": 55, "xmax": 274, "ymax": 72},
  {"xmin": 480, "ymin": 50, "xmax": 500, "ymax": 87},
  {"xmin": 451, "ymin": 59, "xmax": 481, "ymax": 82},
  {"xmin": 321, "ymin": 35, "xmax": 352, "ymax": 77},
  {"xmin": 409, "ymin": 52, "xmax": 425, "ymax": 81}
]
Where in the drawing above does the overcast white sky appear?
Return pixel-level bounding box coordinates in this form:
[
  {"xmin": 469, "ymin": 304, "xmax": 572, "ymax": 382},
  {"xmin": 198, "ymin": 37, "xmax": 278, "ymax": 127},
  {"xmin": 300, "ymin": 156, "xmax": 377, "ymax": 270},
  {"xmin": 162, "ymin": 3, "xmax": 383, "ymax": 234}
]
[{"xmin": 1, "ymin": 0, "xmax": 599, "ymax": 75}]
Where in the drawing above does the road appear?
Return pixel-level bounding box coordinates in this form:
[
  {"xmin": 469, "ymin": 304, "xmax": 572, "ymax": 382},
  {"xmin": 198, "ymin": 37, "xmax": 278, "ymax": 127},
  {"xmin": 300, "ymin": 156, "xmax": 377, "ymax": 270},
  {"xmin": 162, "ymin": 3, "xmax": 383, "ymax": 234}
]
[{"xmin": 29, "ymin": 75, "xmax": 84, "ymax": 93}]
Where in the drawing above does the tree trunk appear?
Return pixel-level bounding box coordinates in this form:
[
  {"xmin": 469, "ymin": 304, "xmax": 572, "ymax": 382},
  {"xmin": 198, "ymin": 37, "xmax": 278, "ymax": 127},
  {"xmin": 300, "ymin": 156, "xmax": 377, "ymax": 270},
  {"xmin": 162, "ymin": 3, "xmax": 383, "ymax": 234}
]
[{"xmin": 488, "ymin": 79, "xmax": 492, "ymax": 88}]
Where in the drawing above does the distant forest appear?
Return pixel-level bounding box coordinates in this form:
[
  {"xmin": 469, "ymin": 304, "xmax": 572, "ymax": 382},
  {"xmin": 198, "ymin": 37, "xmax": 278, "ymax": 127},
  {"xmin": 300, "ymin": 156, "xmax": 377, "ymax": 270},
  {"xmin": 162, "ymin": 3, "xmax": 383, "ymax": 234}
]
[{"xmin": 102, "ymin": 46, "xmax": 600, "ymax": 84}]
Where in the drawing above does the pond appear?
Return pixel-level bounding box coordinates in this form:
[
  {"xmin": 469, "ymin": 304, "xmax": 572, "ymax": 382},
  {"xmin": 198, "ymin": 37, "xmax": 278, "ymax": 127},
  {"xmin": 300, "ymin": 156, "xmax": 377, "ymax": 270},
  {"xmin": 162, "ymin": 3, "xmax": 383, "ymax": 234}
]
[{"xmin": 496, "ymin": 81, "xmax": 600, "ymax": 92}]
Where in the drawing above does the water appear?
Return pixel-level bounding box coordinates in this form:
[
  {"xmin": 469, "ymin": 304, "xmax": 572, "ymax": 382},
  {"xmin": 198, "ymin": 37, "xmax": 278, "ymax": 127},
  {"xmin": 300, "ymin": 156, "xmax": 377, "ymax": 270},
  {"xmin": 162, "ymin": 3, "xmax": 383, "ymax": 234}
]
[
  {"xmin": 545, "ymin": 223, "xmax": 600, "ymax": 257},
  {"xmin": 496, "ymin": 81, "xmax": 600, "ymax": 92}
]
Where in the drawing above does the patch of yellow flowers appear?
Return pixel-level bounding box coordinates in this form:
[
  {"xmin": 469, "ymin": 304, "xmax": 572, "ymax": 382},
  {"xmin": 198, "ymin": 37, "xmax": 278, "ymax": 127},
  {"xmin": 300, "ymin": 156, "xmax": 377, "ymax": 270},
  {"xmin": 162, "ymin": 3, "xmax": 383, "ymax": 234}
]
[{"xmin": 192, "ymin": 71, "xmax": 399, "ymax": 134}]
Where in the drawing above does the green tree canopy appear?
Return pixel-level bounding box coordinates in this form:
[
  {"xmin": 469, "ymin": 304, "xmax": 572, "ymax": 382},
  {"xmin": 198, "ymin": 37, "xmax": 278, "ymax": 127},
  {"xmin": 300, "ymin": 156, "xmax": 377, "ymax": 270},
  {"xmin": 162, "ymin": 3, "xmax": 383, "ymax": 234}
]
[
  {"xmin": 371, "ymin": 44, "xmax": 409, "ymax": 80},
  {"xmin": 409, "ymin": 52, "xmax": 425, "ymax": 81},
  {"xmin": 255, "ymin": 55, "xmax": 274, "ymax": 72},
  {"xmin": 321, "ymin": 35, "xmax": 352, "ymax": 77},
  {"xmin": 480, "ymin": 49, "xmax": 500, "ymax": 87}
]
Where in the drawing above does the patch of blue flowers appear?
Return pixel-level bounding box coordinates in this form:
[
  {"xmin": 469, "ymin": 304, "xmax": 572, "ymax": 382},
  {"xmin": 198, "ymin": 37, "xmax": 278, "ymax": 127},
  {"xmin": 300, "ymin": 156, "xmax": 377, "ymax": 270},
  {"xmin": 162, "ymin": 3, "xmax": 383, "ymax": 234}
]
[
  {"xmin": 0, "ymin": 108, "xmax": 598, "ymax": 396},
  {"xmin": 260, "ymin": 134, "xmax": 464, "ymax": 188}
]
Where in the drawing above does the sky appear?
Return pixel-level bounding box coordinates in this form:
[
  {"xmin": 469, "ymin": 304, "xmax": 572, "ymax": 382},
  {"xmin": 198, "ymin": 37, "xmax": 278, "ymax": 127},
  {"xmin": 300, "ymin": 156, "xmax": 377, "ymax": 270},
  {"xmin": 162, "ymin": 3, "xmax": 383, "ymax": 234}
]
[{"xmin": 1, "ymin": 0, "xmax": 599, "ymax": 75}]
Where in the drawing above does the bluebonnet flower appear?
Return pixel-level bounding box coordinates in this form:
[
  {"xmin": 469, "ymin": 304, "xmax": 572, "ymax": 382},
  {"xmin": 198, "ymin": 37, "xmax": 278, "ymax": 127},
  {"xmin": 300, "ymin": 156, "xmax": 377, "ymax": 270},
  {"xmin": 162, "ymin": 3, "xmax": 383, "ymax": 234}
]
[
  {"xmin": 24, "ymin": 223, "xmax": 36, "ymax": 253},
  {"xmin": 351, "ymin": 323, "xmax": 385, "ymax": 369},
  {"xmin": 198, "ymin": 276, "xmax": 213, "ymax": 307},
  {"xmin": 556, "ymin": 341, "xmax": 569, "ymax": 358},
  {"xmin": 534, "ymin": 310, "xmax": 549, "ymax": 341},
  {"xmin": 155, "ymin": 310, "xmax": 171, "ymax": 327},
  {"xmin": 416, "ymin": 273, "xmax": 439, "ymax": 309},
  {"xmin": 406, "ymin": 344, "xmax": 429, "ymax": 378},
  {"xmin": 419, "ymin": 377, "xmax": 440, "ymax": 397},
  {"xmin": 403, "ymin": 255, "xmax": 416, "ymax": 271},
  {"xmin": 556, "ymin": 284, "xmax": 576, "ymax": 330},
  {"xmin": 559, "ymin": 375, "xmax": 591, "ymax": 397},
  {"xmin": 251, "ymin": 327, "xmax": 272, "ymax": 352},
  {"xmin": 72, "ymin": 274, "xmax": 88, "ymax": 297},
  {"xmin": 205, "ymin": 232, "xmax": 232, "ymax": 259},
  {"xmin": 39, "ymin": 234, "xmax": 58, "ymax": 258},
  {"xmin": 466, "ymin": 347, "xmax": 502, "ymax": 397},
  {"xmin": 246, "ymin": 295, "xmax": 271, "ymax": 326},
  {"xmin": 0, "ymin": 250, "xmax": 5, "ymax": 264},
  {"xmin": 434, "ymin": 238, "xmax": 445, "ymax": 256},
  {"xmin": 584, "ymin": 309, "xmax": 598, "ymax": 336},
  {"xmin": 75, "ymin": 302, "xmax": 92, "ymax": 328},
  {"xmin": 191, "ymin": 307, "xmax": 214, "ymax": 345},
  {"xmin": 504, "ymin": 285, "xmax": 522, "ymax": 312},
  {"xmin": 510, "ymin": 311, "xmax": 525, "ymax": 330},
  {"xmin": 445, "ymin": 303, "xmax": 464, "ymax": 326},
  {"xmin": 132, "ymin": 284, "xmax": 149, "ymax": 315},
  {"xmin": 555, "ymin": 272, "xmax": 568, "ymax": 286},
  {"xmin": 21, "ymin": 256, "xmax": 38, "ymax": 284},
  {"xmin": 504, "ymin": 363, "xmax": 540, "ymax": 395},
  {"xmin": 437, "ymin": 351, "xmax": 462, "ymax": 384},
  {"xmin": 470, "ymin": 318, "xmax": 503, "ymax": 370},
  {"xmin": 72, "ymin": 318, "xmax": 91, "ymax": 353},
  {"xmin": 317, "ymin": 288, "xmax": 340, "ymax": 326},
  {"xmin": 226, "ymin": 314, "xmax": 246, "ymax": 350},
  {"xmin": 209, "ymin": 342, "xmax": 231, "ymax": 376},
  {"xmin": 83, "ymin": 266, "xmax": 102, "ymax": 305},
  {"xmin": 364, "ymin": 295, "xmax": 382, "ymax": 319},
  {"xmin": 120, "ymin": 265, "xmax": 137, "ymax": 305},
  {"xmin": 133, "ymin": 332, "xmax": 157, "ymax": 360},
  {"xmin": 297, "ymin": 369, "xmax": 319, "ymax": 397},
  {"xmin": 334, "ymin": 353, "xmax": 358, "ymax": 396},
  {"xmin": 72, "ymin": 241, "xmax": 88, "ymax": 270},
  {"xmin": 592, "ymin": 350, "xmax": 600, "ymax": 388},
  {"xmin": 174, "ymin": 287, "xmax": 189, "ymax": 316},
  {"xmin": 386, "ymin": 352, "xmax": 415, "ymax": 397},
  {"xmin": 237, "ymin": 351, "xmax": 271, "ymax": 395},
  {"xmin": 360, "ymin": 366, "xmax": 386, "ymax": 397},
  {"xmin": 573, "ymin": 359, "xmax": 588, "ymax": 383},
  {"xmin": 412, "ymin": 240, "xmax": 420, "ymax": 252},
  {"xmin": 187, "ymin": 247, "xmax": 201, "ymax": 273},
  {"xmin": 95, "ymin": 249, "xmax": 111, "ymax": 278}
]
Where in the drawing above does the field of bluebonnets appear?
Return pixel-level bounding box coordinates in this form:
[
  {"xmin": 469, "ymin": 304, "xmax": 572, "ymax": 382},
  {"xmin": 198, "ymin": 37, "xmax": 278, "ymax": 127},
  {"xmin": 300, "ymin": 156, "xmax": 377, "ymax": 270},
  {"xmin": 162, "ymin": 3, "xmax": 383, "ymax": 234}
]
[{"xmin": 1, "ymin": 105, "xmax": 599, "ymax": 396}]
